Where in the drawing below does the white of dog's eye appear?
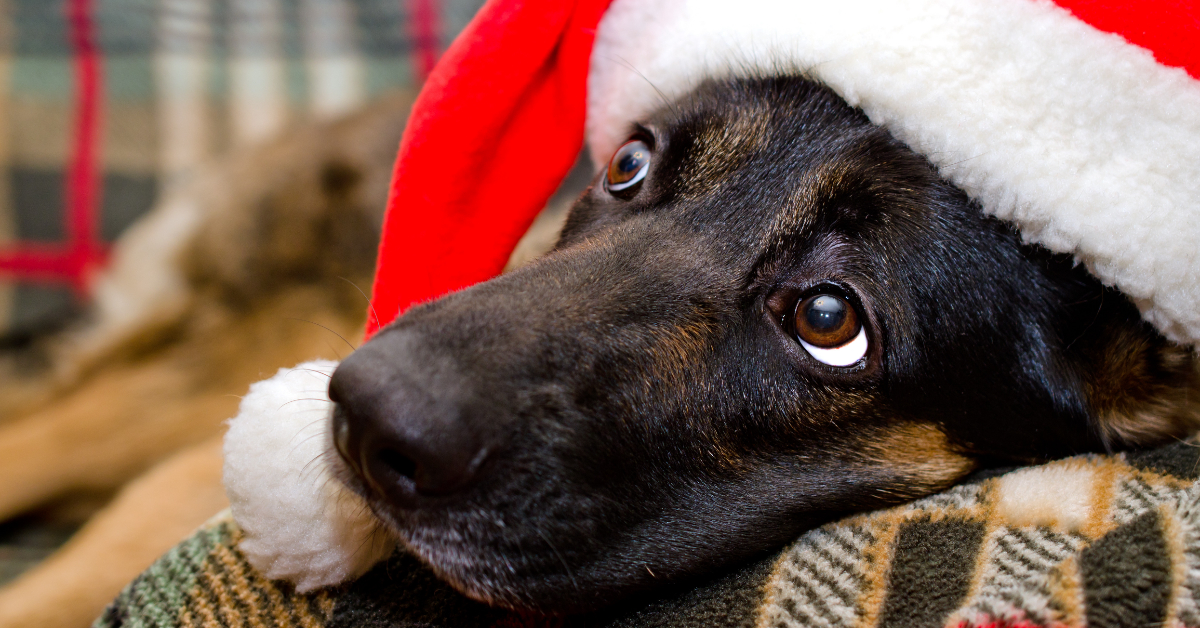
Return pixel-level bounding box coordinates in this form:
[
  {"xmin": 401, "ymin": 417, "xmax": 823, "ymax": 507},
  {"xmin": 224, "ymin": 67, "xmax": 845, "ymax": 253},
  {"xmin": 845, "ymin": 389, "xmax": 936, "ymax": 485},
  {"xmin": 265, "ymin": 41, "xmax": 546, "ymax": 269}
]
[{"xmin": 799, "ymin": 326, "xmax": 868, "ymax": 366}]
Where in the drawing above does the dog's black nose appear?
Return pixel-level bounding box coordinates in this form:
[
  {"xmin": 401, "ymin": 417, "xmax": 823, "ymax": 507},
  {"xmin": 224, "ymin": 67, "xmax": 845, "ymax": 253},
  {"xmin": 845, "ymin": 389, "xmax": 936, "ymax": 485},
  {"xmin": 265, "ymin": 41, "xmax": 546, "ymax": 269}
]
[{"xmin": 329, "ymin": 333, "xmax": 490, "ymax": 501}]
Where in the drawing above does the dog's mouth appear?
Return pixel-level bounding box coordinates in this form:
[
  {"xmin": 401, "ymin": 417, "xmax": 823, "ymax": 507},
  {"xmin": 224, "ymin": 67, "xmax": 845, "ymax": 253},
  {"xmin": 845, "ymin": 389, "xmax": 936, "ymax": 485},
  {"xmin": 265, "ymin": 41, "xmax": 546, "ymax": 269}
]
[
  {"xmin": 330, "ymin": 402, "xmax": 630, "ymax": 611},
  {"xmin": 327, "ymin": 388, "xmax": 891, "ymax": 612}
]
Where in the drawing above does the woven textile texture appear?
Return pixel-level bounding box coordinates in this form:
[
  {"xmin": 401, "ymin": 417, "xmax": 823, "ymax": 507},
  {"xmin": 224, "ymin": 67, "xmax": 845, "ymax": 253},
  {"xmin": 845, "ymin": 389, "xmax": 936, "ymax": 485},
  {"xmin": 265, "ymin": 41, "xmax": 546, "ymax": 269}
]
[
  {"xmin": 97, "ymin": 439, "xmax": 1200, "ymax": 628},
  {"xmin": 0, "ymin": 0, "xmax": 482, "ymax": 341}
]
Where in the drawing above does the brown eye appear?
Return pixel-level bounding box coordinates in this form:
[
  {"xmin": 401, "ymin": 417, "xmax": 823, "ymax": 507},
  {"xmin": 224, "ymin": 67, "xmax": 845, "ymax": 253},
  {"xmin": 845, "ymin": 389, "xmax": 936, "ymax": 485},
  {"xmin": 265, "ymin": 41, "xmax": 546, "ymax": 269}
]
[
  {"xmin": 606, "ymin": 140, "xmax": 651, "ymax": 194},
  {"xmin": 794, "ymin": 294, "xmax": 868, "ymax": 367}
]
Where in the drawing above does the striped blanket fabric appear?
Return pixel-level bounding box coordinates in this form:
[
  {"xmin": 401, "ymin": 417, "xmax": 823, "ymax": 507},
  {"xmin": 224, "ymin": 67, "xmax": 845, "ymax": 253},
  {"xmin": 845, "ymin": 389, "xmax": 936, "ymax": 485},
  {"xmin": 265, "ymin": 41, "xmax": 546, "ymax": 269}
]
[
  {"xmin": 0, "ymin": 0, "xmax": 480, "ymax": 341},
  {"xmin": 96, "ymin": 439, "xmax": 1200, "ymax": 628}
]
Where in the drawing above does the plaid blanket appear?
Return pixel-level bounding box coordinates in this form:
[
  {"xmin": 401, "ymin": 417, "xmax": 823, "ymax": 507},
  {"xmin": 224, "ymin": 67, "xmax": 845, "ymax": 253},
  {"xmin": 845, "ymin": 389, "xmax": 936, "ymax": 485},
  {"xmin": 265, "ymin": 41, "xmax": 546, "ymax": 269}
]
[
  {"xmin": 0, "ymin": 0, "xmax": 481, "ymax": 341},
  {"xmin": 96, "ymin": 439, "xmax": 1200, "ymax": 628}
]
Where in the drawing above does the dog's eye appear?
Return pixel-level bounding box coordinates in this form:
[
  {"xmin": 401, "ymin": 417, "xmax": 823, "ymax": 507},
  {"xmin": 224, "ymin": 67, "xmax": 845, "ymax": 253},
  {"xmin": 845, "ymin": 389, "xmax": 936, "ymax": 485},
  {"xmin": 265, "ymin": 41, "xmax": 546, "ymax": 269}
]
[
  {"xmin": 606, "ymin": 140, "xmax": 651, "ymax": 195},
  {"xmin": 794, "ymin": 294, "xmax": 868, "ymax": 367}
]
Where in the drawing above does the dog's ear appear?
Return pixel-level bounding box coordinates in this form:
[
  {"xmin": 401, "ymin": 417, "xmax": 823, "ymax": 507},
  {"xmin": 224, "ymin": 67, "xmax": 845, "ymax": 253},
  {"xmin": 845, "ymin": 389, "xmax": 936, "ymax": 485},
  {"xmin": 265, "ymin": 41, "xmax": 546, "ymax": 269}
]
[{"xmin": 1082, "ymin": 322, "xmax": 1200, "ymax": 447}]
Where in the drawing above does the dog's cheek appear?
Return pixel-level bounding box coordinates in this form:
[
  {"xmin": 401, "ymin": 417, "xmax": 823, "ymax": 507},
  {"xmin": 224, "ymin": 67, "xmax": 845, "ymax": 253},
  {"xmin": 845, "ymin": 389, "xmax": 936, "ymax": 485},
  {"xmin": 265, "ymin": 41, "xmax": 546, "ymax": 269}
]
[{"xmin": 850, "ymin": 422, "xmax": 976, "ymax": 498}]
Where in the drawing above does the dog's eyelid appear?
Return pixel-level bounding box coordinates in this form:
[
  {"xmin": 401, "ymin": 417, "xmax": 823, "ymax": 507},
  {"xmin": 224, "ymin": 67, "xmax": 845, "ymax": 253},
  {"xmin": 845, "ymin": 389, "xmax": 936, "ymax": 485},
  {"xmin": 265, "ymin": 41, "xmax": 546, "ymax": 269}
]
[{"xmin": 631, "ymin": 123, "xmax": 658, "ymax": 147}]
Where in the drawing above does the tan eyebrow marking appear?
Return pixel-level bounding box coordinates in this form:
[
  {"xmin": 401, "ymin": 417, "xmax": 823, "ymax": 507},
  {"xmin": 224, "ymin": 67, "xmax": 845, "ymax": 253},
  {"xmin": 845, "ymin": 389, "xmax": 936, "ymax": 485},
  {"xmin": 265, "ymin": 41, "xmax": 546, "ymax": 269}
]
[
  {"xmin": 678, "ymin": 104, "xmax": 775, "ymax": 199},
  {"xmin": 756, "ymin": 160, "xmax": 859, "ymax": 264}
]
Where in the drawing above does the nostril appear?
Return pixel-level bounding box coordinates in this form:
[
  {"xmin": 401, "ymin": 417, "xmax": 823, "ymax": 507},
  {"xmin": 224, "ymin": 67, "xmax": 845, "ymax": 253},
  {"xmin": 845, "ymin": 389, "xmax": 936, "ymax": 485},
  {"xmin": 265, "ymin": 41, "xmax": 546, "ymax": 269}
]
[
  {"xmin": 367, "ymin": 440, "xmax": 483, "ymax": 498},
  {"xmin": 378, "ymin": 448, "xmax": 418, "ymax": 481}
]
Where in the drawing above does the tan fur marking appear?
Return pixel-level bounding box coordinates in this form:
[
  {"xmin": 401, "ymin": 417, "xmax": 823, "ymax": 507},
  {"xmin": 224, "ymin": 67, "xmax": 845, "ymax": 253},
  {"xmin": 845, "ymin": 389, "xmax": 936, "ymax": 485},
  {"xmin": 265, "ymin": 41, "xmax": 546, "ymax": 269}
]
[
  {"xmin": 679, "ymin": 104, "xmax": 773, "ymax": 198},
  {"xmin": 647, "ymin": 318, "xmax": 717, "ymax": 390},
  {"xmin": 757, "ymin": 163, "xmax": 846, "ymax": 256},
  {"xmin": 855, "ymin": 423, "xmax": 976, "ymax": 497}
]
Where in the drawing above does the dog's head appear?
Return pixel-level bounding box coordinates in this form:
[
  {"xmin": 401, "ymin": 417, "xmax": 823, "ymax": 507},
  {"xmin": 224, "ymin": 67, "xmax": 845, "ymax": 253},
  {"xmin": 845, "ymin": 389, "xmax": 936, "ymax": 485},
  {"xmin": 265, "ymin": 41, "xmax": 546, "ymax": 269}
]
[{"xmin": 329, "ymin": 76, "xmax": 1197, "ymax": 611}]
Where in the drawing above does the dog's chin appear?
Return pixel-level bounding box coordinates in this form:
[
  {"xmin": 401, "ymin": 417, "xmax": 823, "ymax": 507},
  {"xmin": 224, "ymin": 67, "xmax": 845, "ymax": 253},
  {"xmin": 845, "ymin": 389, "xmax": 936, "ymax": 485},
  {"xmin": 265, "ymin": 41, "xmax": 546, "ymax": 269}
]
[
  {"xmin": 328, "ymin": 458, "xmax": 604, "ymax": 612},
  {"xmin": 360, "ymin": 496, "xmax": 626, "ymax": 612}
]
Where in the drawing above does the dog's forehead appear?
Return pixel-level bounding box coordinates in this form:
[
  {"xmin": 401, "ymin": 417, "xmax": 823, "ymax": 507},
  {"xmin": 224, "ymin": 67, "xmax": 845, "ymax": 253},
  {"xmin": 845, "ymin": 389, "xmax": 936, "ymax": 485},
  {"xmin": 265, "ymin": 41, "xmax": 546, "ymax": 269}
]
[
  {"xmin": 642, "ymin": 78, "xmax": 896, "ymax": 262},
  {"xmin": 651, "ymin": 78, "xmax": 871, "ymax": 174},
  {"xmin": 564, "ymin": 76, "xmax": 940, "ymax": 291},
  {"xmin": 660, "ymin": 93, "xmax": 776, "ymax": 188}
]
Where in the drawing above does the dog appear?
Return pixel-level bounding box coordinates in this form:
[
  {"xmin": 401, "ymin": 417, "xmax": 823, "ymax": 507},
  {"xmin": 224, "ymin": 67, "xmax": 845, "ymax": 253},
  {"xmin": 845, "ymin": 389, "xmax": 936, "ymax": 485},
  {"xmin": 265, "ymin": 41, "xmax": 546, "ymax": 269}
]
[{"xmin": 327, "ymin": 75, "xmax": 1200, "ymax": 613}]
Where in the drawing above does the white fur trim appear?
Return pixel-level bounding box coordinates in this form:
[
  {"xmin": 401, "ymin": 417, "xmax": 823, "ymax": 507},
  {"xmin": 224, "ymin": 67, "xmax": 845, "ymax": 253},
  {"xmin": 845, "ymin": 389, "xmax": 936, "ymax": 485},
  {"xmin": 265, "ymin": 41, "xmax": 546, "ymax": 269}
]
[
  {"xmin": 588, "ymin": 0, "xmax": 1200, "ymax": 345},
  {"xmin": 223, "ymin": 360, "xmax": 395, "ymax": 592}
]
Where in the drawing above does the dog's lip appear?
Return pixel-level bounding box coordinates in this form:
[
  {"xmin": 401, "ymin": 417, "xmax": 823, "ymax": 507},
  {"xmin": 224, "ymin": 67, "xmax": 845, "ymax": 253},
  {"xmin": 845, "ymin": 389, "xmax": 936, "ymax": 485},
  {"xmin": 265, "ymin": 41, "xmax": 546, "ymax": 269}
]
[
  {"xmin": 330, "ymin": 407, "xmax": 356, "ymax": 474},
  {"xmin": 333, "ymin": 407, "xmax": 352, "ymax": 463}
]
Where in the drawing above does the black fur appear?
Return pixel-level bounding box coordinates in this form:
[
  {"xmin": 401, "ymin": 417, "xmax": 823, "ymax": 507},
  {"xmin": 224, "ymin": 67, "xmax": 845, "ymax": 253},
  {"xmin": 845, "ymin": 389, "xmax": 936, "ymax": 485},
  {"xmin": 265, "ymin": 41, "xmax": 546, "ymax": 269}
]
[{"xmin": 329, "ymin": 76, "xmax": 1196, "ymax": 612}]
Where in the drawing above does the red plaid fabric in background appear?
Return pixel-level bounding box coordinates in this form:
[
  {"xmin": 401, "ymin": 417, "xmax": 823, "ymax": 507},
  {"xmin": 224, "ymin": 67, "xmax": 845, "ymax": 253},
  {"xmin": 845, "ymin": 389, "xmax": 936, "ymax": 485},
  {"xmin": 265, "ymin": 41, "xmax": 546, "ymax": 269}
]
[{"xmin": 0, "ymin": 0, "xmax": 481, "ymax": 342}]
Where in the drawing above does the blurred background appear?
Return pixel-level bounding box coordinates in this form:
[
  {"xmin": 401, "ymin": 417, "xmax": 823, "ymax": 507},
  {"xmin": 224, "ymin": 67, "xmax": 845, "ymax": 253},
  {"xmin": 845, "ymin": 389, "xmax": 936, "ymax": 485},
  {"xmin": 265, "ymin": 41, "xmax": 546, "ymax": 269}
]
[
  {"xmin": 0, "ymin": 0, "xmax": 540, "ymax": 618},
  {"xmin": 0, "ymin": 5, "xmax": 592, "ymax": 623},
  {"xmin": 0, "ymin": 0, "xmax": 483, "ymax": 342}
]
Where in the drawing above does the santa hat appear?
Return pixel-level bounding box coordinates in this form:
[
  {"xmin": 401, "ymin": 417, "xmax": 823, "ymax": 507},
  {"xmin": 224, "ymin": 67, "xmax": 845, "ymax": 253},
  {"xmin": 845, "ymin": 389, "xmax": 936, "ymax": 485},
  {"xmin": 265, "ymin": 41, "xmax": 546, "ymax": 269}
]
[
  {"xmin": 225, "ymin": 0, "xmax": 1200, "ymax": 593},
  {"xmin": 368, "ymin": 0, "xmax": 1200, "ymax": 345}
]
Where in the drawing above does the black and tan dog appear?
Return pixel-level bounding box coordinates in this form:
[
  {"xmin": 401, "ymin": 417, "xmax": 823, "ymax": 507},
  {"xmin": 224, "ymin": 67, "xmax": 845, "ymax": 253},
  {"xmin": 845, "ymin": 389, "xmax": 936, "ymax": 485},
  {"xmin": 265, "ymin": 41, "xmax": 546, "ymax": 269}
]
[{"xmin": 328, "ymin": 76, "xmax": 1200, "ymax": 612}]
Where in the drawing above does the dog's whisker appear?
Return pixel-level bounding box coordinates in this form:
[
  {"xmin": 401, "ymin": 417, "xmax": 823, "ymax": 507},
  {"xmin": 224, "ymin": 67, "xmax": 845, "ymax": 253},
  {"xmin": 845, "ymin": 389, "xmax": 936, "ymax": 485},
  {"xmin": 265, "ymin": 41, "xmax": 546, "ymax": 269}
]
[
  {"xmin": 338, "ymin": 276, "xmax": 380, "ymax": 336},
  {"xmin": 350, "ymin": 519, "xmax": 387, "ymax": 560},
  {"xmin": 286, "ymin": 317, "xmax": 357, "ymax": 352},
  {"xmin": 940, "ymin": 151, "xmax": 992, "ymax": 169},
  {"xmin": 300, "ymin": 441, "xmax": 348, "ymax": 477},
  {"xmin": 535, "ymin": 528, "xmax": 581, "ymax": 595},
  {"xmin": 289, "ymin": 369, "xmax": 335, "ymax": 381},
  {"xmin": 277, "ymin": 398, "xmax": 333, "ymax": 411},
  {"xmin": 286, "ymin": 420, "xmax": 338, "ymax": 455},
  {"xmin": 289, "ymin": 425, "xmax": 335, "ymax": 453},
  {"xmin": 299, "ymin": 416, "xmax": 334, "ymax": 430},
  {"xmin": 298, "ymin": 447, "xmax": 338, "ymax": 480},
  {"xmin": 608, "ymin": 54, "xmax": 677, "ymax": 117},
  {"xmin": 1063, "ymin": 288, "xmax": 1105, "ymax": 352},
  {"xmin": 286, "ymin": 366, "xmax": 336, "ymax": 378}
]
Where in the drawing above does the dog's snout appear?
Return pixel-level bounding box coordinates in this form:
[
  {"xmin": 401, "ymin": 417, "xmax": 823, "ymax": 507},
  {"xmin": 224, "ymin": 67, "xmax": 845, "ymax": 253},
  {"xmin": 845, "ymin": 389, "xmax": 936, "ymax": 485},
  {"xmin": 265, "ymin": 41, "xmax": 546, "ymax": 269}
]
[{"xmin": 329, "ymin": 335, "xmax": 491, "ymax": 501}]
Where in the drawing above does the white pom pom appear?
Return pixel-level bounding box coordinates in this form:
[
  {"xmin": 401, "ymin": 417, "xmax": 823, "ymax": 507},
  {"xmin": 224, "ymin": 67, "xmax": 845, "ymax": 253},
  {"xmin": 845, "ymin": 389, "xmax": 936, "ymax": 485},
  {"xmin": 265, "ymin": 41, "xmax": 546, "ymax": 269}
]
[{"xmin": 223, "ymin": 360, "xmax": 395, "ymax": 592}]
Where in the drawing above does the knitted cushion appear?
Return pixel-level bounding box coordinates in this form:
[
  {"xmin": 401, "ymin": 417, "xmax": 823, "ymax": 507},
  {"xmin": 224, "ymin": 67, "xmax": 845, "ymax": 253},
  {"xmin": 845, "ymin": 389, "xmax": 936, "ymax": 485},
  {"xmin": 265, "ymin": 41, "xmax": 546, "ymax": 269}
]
[{"xmin": 96, "ymin": 438, "xmax": 1200, "ymax": 628}]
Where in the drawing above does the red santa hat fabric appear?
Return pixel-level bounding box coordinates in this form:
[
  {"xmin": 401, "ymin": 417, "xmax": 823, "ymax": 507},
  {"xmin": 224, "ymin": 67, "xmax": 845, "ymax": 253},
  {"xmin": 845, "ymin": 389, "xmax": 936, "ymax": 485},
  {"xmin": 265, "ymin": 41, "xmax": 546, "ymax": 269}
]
[{"xmin": 367, "ymin": 0, "xmax": 1200, "ymax": 346}]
